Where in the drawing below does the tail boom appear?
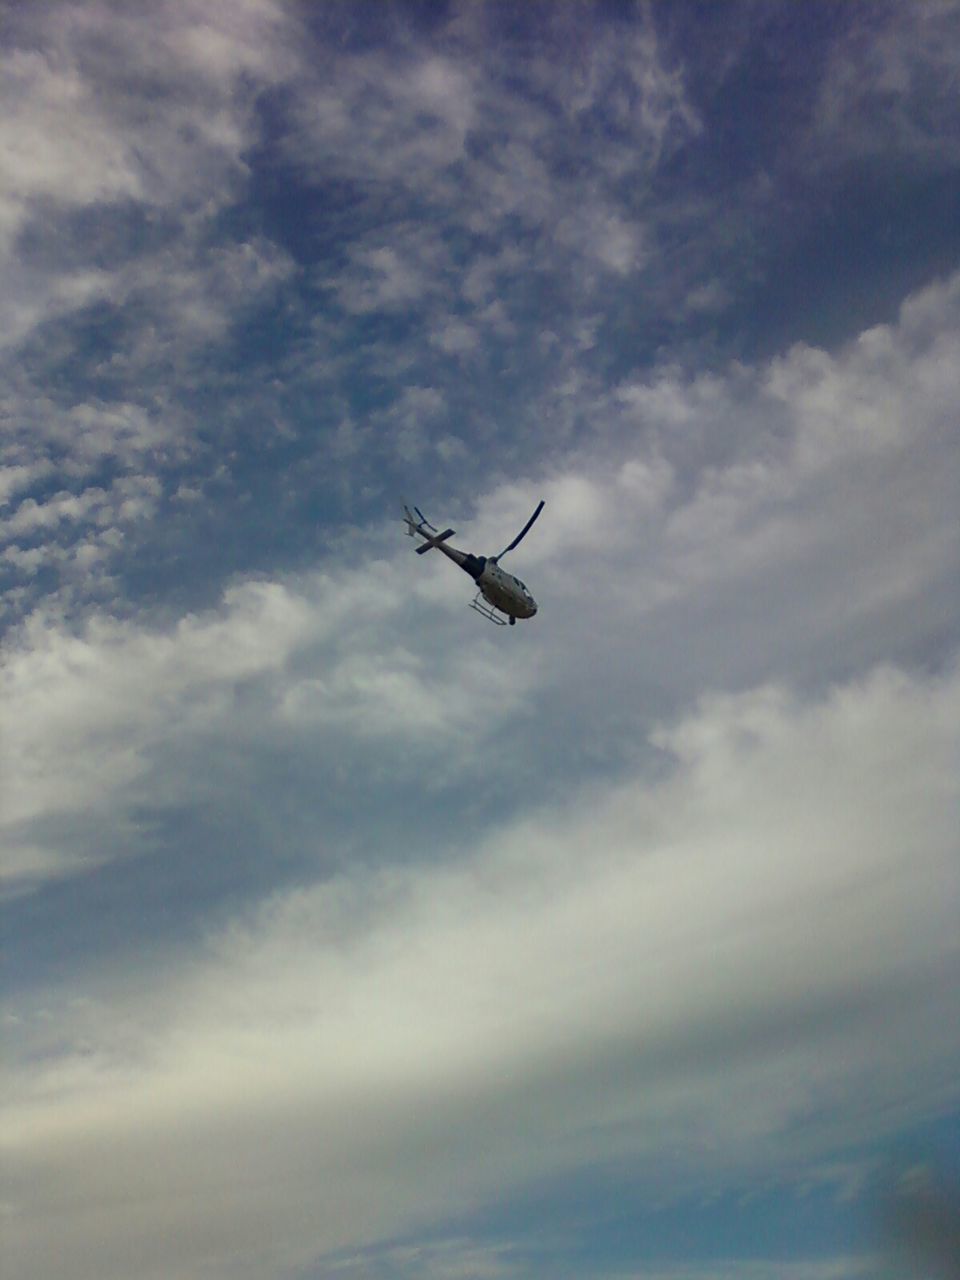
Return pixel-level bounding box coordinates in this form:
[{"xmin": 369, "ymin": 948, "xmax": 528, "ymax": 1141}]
[
  {"xmin": 415, "ymin": 528, "xmax": 455, "ymax": 554},
  {"xmin": 402, "ymin": 502, "xmax": 471, "ymax": 572}
]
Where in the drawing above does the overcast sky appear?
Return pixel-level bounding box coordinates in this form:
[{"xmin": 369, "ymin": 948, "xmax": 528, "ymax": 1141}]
[{"xmin": 2, "ymin": 3, "xmax": 959, "ymax": 1279}]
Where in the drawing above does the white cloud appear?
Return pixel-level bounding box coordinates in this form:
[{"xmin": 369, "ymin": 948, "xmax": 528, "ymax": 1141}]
[
  {"xmin": 0, "ymin": 557, "xmax": 541, "ymax": 887},
  {"xmin": 1, "ymin": 16, "xmax": 958, "ymax": 1273},
  {"xmin": 4, "ymin": 268, "xmax": 958, "ymax": 891},
  {"xmin": 1, "ymin": 579, "xmax": 318, "ymax": 833},
  {"xmin": 609, "ymin": 1261, "xmax": 875, "ymax": 1280},
  {"xmin": 330, "ymin": 238, "xmax": 448, "ymax": 316},
  {"xmin": 0, "ymin": 0, "xmax": 297, "ymax": 254},
  {"xmin": 293, "ymin": 49, "xmax": 477, "ymax": 194},
  {"xmin": 685, "ymin": 279, "xmax": 731, "ymax": 315},
  {"xmin": 0, "ymin": 2, "xmax": 306, "ymax": 615},
  {"xmin": 326, "ymin": 1235, "xmax": 523, "ymax": 1280},
  {"xmin": 2, "ymin": 660, "xmax": 956, "ymax": 1280},
  {"xmin": 431, "ymin": 318, "xmax": 481, "ymax": 357},
  {"xmin": 810, "ymin": 2, "xmax": 960, "ymax": 169},
  {"xmin": 0, "ymin": 463, "xmax": 54, "ymax": 507},
  {"xmin": 557, "ymin": 205, "xmax": 646, "ymax": 277},
  {"xmin": 0, "ymin": 47, "xmax": 141, "ymax": 250},
  {"xmin": 0, "ymin": 0, "xmax": 300, "ymax": 355},
  {"xmin": 550, "ymin": 10, "xmax": 701, "ymax": 164},
  {"xmin": 325, "ymin": 1242, "xmax": 878, "ymax": 1280},
  {"xmin": 325, "ymin": 1240, "xmax": 875, "ymax": 1280},
  {"xmin": 292, "ymin": 2, "xmax": 698, "ymax": 336}
]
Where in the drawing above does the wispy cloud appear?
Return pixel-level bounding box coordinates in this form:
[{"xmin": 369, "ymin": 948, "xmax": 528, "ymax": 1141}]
[
  {"xmin": 809, "ymin": 0, "xmax": 960, "ymax": 169},
  {"xmin": 2, "ymin": 6, "xmax": 959, "ymax": 1279},
  {"xmin": 3, "ymin": 274, "xmax": 958, "ymax": 1270},
  {"xmin": 0, "ymin": 0, "xmax": 297, "ymax": 333},
  {"xmin": 4, "ymin": 266, "xmax": 957, "ymax": 889}
]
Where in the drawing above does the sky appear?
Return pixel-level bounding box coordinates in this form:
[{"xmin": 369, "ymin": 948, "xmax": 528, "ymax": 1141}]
[{"xmin": 1, "ymin": 2, "xmax": 959, "ymax": 1278}]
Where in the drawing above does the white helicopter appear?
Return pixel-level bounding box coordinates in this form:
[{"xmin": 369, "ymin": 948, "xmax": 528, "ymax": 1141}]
[{"xmin": 402, "ymin": 499, "xmax": 544, "ymax": 625}]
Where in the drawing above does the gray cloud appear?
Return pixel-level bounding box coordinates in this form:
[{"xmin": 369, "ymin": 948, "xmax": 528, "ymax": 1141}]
[
  {"xmin": 2, "ymin": 7, "xmax": 959, "ymax": 1279},
  {"xmin": 4, "ymin": 266, "xmax": 958, "ymax": 888},
  {"xmin": 3, "ymin": 656, "xmax": 957, "ymax": 1279},
  {"xmin": 323, "ymin": 1245, "xmax": 876, "ymax": 1280},
  {"xmin": 809, "ymin": 0, "xmax": 960, "ymax": 170},
  {"xmin": 0, "ymin": 0, "xmax": 298, "ymax": 339},
  {"xmin": 3, "ymin": 263, "xmax": 959, "ymax": 1276},
  {"xmin": 0, "ymin": 1, "xmax": 303, "ymax": 622}
]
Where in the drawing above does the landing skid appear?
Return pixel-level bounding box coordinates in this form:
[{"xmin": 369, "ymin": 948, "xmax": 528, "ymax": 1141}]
[{"xmin": 469, "ymin": 591, "xmax": 510, "ymax": 625}]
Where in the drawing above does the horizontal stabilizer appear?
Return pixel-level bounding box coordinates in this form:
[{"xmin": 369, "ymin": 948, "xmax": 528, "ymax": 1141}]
[{"xmin": 416, "ymin": 528, "xmax": 455, "ymax": 554}]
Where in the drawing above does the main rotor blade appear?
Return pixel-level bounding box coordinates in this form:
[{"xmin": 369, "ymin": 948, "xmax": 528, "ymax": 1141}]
[{"xmin": 495, "ymin": 499, "xmax": 544, "ymax": 561}]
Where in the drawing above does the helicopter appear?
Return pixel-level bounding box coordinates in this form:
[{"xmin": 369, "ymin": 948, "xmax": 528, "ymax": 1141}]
[{"xmin": 402, "ymin": 499, "xmax": 544, "ymax": 625}]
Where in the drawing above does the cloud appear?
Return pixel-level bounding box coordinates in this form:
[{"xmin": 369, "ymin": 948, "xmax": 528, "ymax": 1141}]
[
  {"xmin": 2, "ymin": 11, "xmax": 958, "ymax": 1278},
  {"xmin": 0, "ymin": 557, "xmax": 542, "ymax": 891},
  {"xmin": 327, "ymin": 233, "xmax": 452, "ymax": 317},
  {"xmin": 3, "ymin": 266, "xmax": 958, "ymax": 893},
  {"xmin": 1, "ymin": 579, "xmax": 319, "ymax": 835},
  {"xmin": 0, "ymin": 2, "xmax": 305, "ymax": 620},
  {"xmin": 809, "ymin": 1, "xmax": 960, "ymax": 170},
  {"xmin": 0, "ymin": 0, "xmax": 298, "ymax": 348},
  {"xmin": 0, "ymin": 0, "xmax": 297, "ymax": 250},
  {"xmin": 3, "ymin": 658, "xmax": 957, "ymax": 1280},
  {"xmin": 322, "ymin": 1237, "xmax": 875, "ymax": 1280},
  {"xmin": 291, "ymin": 3, "xmax": 697, "ymax": 314},
  {"xmin": 12, "ymin": 0, "xmax": 955, "ymax": 636},
  {"xmin": 608, "ymin": 1263, "xmax": 875, "ymax": 1280}
]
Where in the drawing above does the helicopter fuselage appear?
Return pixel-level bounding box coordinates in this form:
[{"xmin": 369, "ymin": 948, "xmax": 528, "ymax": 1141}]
[
  {"xmin": 403, "ymin": 501, "xmax": 542, "ymax": 624},
  {"xmin": 431, "ymin": 540, "xmax": 538, "ymax": 619},
  {"xmin": 477, "ymin": 558, "xmax": 538, "ymax": 619}
]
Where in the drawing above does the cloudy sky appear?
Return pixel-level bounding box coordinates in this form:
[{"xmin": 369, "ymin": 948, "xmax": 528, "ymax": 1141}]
[{"xmin": 2, "ymin": 2, "xmax": 959, "ymax": 1278}]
